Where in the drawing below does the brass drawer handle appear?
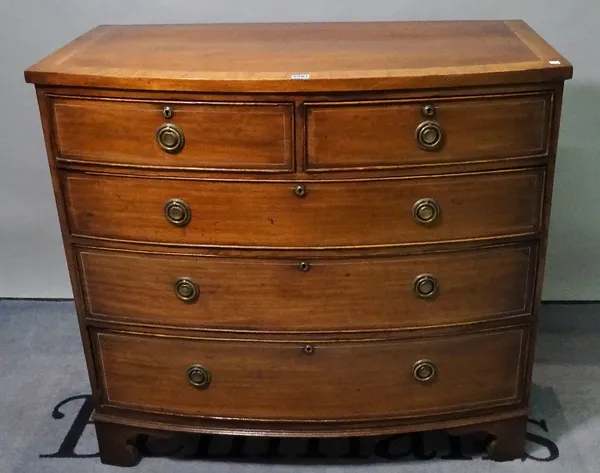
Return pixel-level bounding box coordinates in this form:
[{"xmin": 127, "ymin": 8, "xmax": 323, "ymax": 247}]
[
  {"xmin": 413, "ymin": 359, "xmax": 437, "ymax": 383},
  {"xmin": 412, "ymin": 198, "xmax": 440, "ymax": 225},
  {"xmin": 156, "ymin": 123, "xmax": 185, "ymax": 154},
  {"xmin": 174, "ymin": 277, "xmax": 199, "ymax": 303},
  {"xmin": 415, "ymin": 120, "xmax": 443, "ymax": 151},
  {"xmin": 294, "ymin": 185, "xmax": 307, "ymax": 197},
  {"xmin": 413, "ymin": 273, "xmax": 439, "ymax": 299},
  {"xmin": 164, "ymin": 198, "xmax": 191, "ymax": 227},
  {"xmin": 187, "ymin": 364, "xmax": 211, "ymax": 389}
]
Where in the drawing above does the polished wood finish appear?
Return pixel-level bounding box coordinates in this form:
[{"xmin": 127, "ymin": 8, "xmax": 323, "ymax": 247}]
[
  {"xmin": 78, "ymin": 243, "xmax": 536, "ymax": 331},
  {"xmin": 51, "ymin": 96, "xmax": 294, "ymax": 171},
  {"xmin": 24, "ymin": 21, "xmax": 572, "ymax": 92},
  {"xmin": 449, "ymin": 415, "xmax": 528, "ymax": 461},
  {"xmin": 483, "ymin": 416, "xmax": 529, "ymax": 461},
  {"xmin": 94, "ymin": 327, "xmax": 526, "ymax": 420},
  {"xmin": 93, "ymin": 406, "xmax": 529, "ymax": 439},
  {"xmin": 63, "ymin": 168, "xmax": 544, "ymax": 248},
  {"xmin": 95, "ymin": 422, "xmax": 141, "ymax": 467},
  {"xmin": 306, "ymin": 92, "xmax": 551, "ymax": 171},
  {"xmin": 26, "ymin": 21, "xmax": 571, "ymax": 466}
]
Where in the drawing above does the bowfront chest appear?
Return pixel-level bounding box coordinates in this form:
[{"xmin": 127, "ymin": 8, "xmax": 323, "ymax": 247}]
[{"xmin": 25, "ymin": 21, "xmax": 572, "ymax": 466}]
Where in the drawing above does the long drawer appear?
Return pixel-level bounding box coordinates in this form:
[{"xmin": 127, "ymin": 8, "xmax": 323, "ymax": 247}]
[
  {"xmin": 78, "ymin": 243, "xmax": 536, "ymax": 331},
  {"xmin": 306, "ymin": 92, "xmax": 552, "ymax": 171},
  {"xmin": 50, "ymin": 96, "xmax": 294, "ymax": 171},
  {"xmin": 94, "ymin": 327, "xmax": 527, "ymax": 420},
  {"xmin": 63, "ymin": 168, "xmax": 544, "ymax": 248}
]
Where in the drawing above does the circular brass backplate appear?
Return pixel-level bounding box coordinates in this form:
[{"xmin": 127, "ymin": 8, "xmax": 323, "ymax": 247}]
[
  {"xmin": 412, "ymin": 198, "xmax": 440, "ymax": 225},
  {"xmin": 186, "ymin": 364, "xmax": 211, "ymax": 389},
  {"xmin": 412, "ymin": 359, "xmax": 437, "ymax": 383},
  {"xmin": 413, "ymin": 274, "xmax": 439, "ymax": 299},
  {"xmin": 415, "ymin": 120, "xmax": 443, "ymax": 151},
  {"xmin": 174, "ymin": 277, "xmax": 199, "ymax": 303},
  {"xmin": 156, "ymin": 123, "xmax": 185, "ymax": 154},
  {"xmin": 164, "ymin": 198, "xmax": 191, "ymax": 227}
]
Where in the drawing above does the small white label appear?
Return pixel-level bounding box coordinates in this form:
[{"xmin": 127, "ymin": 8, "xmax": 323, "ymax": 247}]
[
  {"xmin": 291, "ymin": 74, "xmax": 310, "ymax": 79},
  {"xmin": 549, "ymin": 60, "xmax": 561, "ymax": 65}
]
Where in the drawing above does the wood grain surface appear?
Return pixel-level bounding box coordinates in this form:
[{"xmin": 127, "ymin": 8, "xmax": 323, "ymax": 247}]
[
  {"xmin": 78, "ymin": 243, "xmax": 536, "ymax": 331},
  {"xmin": 51, "ymin": 96, "xmax": 294, "ymax": 171},
  {"xmin": 94, "ymin": 326, "xmax": 526, "ymax": 420},
  {"xmin": 24, "ymin": 21, "xmax": 572, "ymax": 92},
  {"xmin": 306, "ymin": 92, "xmax": 551, "ymax": 170},
  {"xmin": 62, "ymin": 168, "xmax": 544, "ymax": 248}
]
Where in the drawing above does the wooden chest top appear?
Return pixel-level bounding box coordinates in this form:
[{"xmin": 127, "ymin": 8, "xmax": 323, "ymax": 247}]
[{"xmin": 24, "ymin": 20, "xmax": 572, "ymax": 92}]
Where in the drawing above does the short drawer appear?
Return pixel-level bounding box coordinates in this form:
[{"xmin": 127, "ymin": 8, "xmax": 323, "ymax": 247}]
[
  {"xmin": 63, "ymin": 168, "xmax": 544, "ymax": 248},
  {"xmin": 94, "ymin": 327, "xmax": 527, "ymax": 420},
  {"xmin": 51, "ymin": 96, "xmax": 294, "ymax": 171},
  {"xmin": 78, "ymin": 243, "xmax": 536, "ymax": 331},
  {"xmin": 306, "ymin": 93, "xmax": 552, "ymax": 171}
]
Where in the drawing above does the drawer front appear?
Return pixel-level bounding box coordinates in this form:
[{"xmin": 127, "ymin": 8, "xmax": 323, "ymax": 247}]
[
  {"xmin": 306, "ymin": 93, "xmax": 551, "ymax": 170},
  {"xmin": 94, "ymin": 327, "xmax": 527, "ymax": 420},
  {"xmin": 79, "ymin": 243, "xmax": 536, "ymax": 331},
  {"xmin": 51, "ymin": 97, "xmax": 294, "ymax": 171},
  {"xmin": 63, "ymin": 168, "xmax": 544, "ymax": 248}
]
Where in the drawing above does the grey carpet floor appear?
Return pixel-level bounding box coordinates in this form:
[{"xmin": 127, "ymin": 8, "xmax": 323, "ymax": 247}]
[{"xmin": 1, "ymin": 300, "xmax": 599, "ymax": 472}]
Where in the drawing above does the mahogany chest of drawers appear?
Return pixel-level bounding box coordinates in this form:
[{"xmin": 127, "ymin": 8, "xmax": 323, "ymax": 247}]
[{"xmin": 25, "ymin": 21, "xmax": 572, "ymax": 466}]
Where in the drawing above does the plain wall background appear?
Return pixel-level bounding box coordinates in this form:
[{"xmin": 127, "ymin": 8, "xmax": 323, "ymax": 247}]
[{"xmin": 0, "ymin": 1, "xmax": 597, "ymax": 299}]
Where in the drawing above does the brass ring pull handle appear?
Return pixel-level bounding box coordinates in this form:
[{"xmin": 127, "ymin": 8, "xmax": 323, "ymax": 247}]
[
  {"xmin": 156, "ymin": 123, "xmax": 185, "ymax": 154},
  {"xmin": 174, "ymin": 277, "xmax": 199, "ymax": 303},
  {"xmin": 415, "ymin": 120, "xmax": 443, "ymax": 151},
  {"xmin": 413, "ymin": 274, "xmax": 439, "ymax": 299},
  {"xmin": 164, "ymin": 198, "xmax": 191, "ymax": 227},
  {"xmin": 412, "ymin": 198, "xmax": 440, "ymax": 225},
  {"xmin": 413, "ymin": 360, "xmax": 437, "ymax": 383},
  {"xmin": 186, "ymin": 364, "xmax": 211, "ymax": 389}
]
